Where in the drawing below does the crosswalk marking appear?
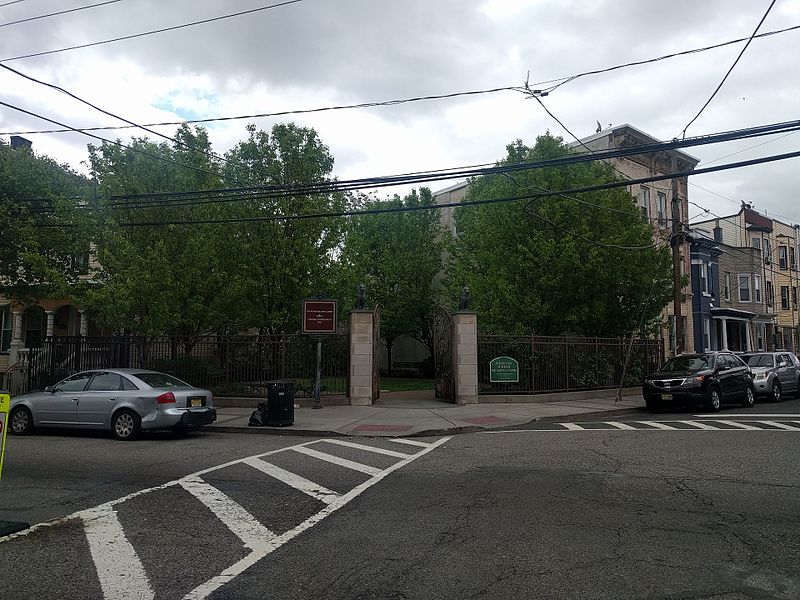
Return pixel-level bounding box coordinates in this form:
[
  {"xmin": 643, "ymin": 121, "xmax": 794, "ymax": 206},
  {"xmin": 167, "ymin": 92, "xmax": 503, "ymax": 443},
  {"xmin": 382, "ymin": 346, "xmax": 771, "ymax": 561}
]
[
  {"xmin": 179, "ymin": 476, "xmax": 277, "ymax": 552},
  {"xmin": 605, "ymin": 421, "xmax": 637, "ymax": 430},
  {"xmin": 638, "ymin": 421, "xmax": 678, "ymax": 430},
  {"xmin": 241, "ymin": 457, "xmax": 340, "ymax": 505},
  {"xmin": 682, "ymin": 420, "xmax": 720, "ymax": 430},
  {"xmin": 83, "ymin": 506, "xmax": 155, "ymax": 600},
  {"xmin": 712, "ymin": 420, "xmax": 760, "ymax": 430},
  {"xmin": 389, "ymin": 438, "xmax": 431, "ymax": 448},
  {"xmin": 756, "ymin": 420, "xmax": 800, "ymax": 430},
  {"xmin": 323, "ymin": 438, "xmax": 412, "ymax": 458},
  {"xmin": 291, "ymin": 445, "xmax": 383, "ymax": 476},
  {"xmin": 560, "ymin": 423, "xmax": 585, "ymax": 430}
]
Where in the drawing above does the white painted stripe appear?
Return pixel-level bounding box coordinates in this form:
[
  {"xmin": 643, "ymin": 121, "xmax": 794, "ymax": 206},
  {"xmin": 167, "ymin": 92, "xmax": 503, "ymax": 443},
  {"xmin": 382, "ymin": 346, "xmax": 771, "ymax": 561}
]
[
  {"xmin": 389, "ymin": 438, "xmax": 431, "ymax": 448},
  {"xmin": 560, "ymin": 423, "xmax": 585, "ymax": 430},
  {"xmin": 82, "ymin": 506, "xmax": 155, "ymax": 600},
  {"xmin": 713, "ymin": 420, "xmax": 761, "ymax": 430},
  {"xmin": 291, "ymin": 446, "xmax": 382, "ymax": 476},
  {"xmin": 322, "ymin": 438, "xmax": 411, "ymax": 458},
  {"xmin": 681, "ymin": 420, "xmax": 720, "ymax": 430},
  {"xmin": 638, "ymin": 421, "xmax": 679, "ymax": 430},
  {"xmin": 605, "ymin": 421, "xmax": 637, "ymax": 430},
  {"xmin": 694, "ymin": 414, "xmax": 800, "ymax": 418},
  {"xmin": 183, "ymin": 436, "xmax": 452, "ymax": 600},
  {"xmin": 179, "ymin": 477, "xmax": 277, "ymax": 552},
  {"xmin": 756, "ymin": 420, "xmax": 800, "ymax": 430},
  {"xmin": 242, "ymin": 457, "xmax": 339, "ymax": 505}
]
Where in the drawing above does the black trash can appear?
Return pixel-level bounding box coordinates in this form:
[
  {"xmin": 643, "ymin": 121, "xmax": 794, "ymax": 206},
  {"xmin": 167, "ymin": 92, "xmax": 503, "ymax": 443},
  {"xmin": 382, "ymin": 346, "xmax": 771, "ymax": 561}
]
[{"xmin": 266, "ymin": 380, "xmax": 295, "ymax": 426}]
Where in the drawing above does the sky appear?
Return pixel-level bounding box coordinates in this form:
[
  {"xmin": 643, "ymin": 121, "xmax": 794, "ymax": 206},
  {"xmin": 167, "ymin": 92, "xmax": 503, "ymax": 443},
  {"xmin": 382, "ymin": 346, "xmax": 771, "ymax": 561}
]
[{"xmin": 1, "ymin": 0, "xmax": 799, "ymax": 223}]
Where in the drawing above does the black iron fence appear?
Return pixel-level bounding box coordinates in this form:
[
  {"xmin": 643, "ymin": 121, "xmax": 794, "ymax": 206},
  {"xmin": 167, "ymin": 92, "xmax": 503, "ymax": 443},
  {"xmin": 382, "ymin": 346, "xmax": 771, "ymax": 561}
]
[
  {"xmin": 24, "ymin": 334, "xmax": 349, "ymax": 397},
  {"xmin": 478, "ymin": 335, "xmax": 664, "ymax": 395}
]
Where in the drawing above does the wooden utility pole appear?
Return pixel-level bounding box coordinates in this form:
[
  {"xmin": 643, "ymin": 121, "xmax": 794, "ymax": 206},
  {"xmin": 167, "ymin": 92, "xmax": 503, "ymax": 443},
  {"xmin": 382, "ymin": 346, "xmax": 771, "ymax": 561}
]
[{"xmin": 671, "ymin": 149, "xmax": 684, "ymax": 356}]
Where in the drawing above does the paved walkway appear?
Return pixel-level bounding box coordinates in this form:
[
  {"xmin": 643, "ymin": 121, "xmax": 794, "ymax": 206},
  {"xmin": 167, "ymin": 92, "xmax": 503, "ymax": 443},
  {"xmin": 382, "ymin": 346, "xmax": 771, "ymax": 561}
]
[{"xmin": 209, "ymin": 395, "xmax": 646, "ymax": 437}]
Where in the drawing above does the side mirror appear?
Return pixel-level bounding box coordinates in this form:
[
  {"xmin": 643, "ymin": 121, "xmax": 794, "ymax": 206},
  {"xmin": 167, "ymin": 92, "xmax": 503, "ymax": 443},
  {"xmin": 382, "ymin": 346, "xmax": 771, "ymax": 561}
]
[
  {"xmin": 44, "ymin": 386, "xmax": 54, "ymax": 393},
  {"xmin": 779, "ymin": 361, "xmax": 788, "ymax": 368}
]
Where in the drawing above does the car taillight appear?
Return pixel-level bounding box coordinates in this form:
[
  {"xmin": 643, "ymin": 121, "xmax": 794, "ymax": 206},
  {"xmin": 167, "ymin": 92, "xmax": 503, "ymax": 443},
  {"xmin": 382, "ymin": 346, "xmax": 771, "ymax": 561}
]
[{"xmin": 156, "ymin": 391, "xmax": 176, "ymax": 404}]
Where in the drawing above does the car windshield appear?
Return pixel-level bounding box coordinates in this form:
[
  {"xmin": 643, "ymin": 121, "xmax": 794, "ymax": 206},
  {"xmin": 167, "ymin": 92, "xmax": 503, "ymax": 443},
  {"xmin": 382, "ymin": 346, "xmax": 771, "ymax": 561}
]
[
  {"xmin": 133, "ymin": 372, "xmax": 191, "ymax": 388},
  {"xmin": 659, "ymin": 356, "xmax": 714, "ymax": 372},
  {"xmin": 746, "ymin": 354, "xmax": 775, "ymax": 368}
]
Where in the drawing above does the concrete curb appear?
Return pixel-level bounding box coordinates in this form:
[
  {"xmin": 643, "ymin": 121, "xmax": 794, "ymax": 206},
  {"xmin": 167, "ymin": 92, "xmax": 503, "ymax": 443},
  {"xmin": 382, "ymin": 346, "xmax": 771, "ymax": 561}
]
[{"xmin": 206, "ymin": 405, "xmax": 649, "ymax": 438}]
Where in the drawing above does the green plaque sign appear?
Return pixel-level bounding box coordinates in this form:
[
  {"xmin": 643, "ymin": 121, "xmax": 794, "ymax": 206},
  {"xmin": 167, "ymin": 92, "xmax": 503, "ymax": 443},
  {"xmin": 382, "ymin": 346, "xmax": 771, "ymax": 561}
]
[{"xmin": 489, "ymin": 356, "xmax": 519, "ymax": 383}]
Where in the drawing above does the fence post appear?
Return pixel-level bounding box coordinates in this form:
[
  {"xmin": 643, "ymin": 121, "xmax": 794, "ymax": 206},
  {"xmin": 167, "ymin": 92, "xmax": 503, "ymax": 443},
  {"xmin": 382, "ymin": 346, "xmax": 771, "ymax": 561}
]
[
  {"xmin": 595, "ymin": 336, "xmax": 600, "ymax": 389},
  {"xmin": 349, "ymin": 309, "xmax": 374, "ymax": 405},
  {"xmin": 564, "ymin": 337, "xmax": 569, "ymax": 390}
]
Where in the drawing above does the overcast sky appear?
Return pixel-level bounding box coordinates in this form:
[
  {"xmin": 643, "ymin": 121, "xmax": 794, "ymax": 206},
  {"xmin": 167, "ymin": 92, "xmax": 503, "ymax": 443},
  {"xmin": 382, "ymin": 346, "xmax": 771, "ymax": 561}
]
[{"xmin": 1, "ymin": 0, "xmax": 799, "ymax": 223}]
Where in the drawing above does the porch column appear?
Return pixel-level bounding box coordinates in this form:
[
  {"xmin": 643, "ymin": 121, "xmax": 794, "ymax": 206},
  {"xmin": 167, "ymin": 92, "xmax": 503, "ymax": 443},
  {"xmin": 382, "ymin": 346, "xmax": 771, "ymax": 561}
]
[
  {"xmin": 9, "ymin": 309, "xmax": 24, "ymax": 363},
  {"xmin": 452, "ymin": 311, "xmax": 478, "ymax": 405},
  {"xmin": 745, "ymin": 322, "xmax": 753, "ymax": 352},
  {"xmin": 349, "ymin": 309, "xmax": 374, "ymax": 406},
  {"xmin": 78, "ymin": 309, "xmax": 88, "ymax": 337},
  {"xmin": 720, "ymin": 317, "xmax": 729, "ymax": 350},
  {"xmin": 45, "ymin": 310, "xmax": 55, "ymax": 337}
]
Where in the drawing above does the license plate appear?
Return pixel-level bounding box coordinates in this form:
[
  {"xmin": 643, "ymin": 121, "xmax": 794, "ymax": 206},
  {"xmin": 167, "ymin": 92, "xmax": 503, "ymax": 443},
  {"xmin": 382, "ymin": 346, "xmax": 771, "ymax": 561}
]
[
  {"xmin": 190, "ymin": 397, "xmax": 204, "ymax": 407},
  {"xmin": 661, "ymin": 394, "xmax": 672, "ymax": 401}
]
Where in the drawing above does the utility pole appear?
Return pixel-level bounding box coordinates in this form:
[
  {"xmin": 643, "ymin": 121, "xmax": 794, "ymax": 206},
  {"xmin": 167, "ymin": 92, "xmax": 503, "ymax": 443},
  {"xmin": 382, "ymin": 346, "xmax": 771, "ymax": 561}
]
[{"xmin": 671, "ymin": 149, "xmax": 684, "ymax": 356}]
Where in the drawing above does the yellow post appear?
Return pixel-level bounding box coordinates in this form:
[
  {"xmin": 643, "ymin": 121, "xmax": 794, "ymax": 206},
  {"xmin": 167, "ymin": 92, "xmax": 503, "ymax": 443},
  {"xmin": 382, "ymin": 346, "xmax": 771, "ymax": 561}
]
[{"xmin": 0, "ymin": 394, "xmax": 10, "ymax": 479}]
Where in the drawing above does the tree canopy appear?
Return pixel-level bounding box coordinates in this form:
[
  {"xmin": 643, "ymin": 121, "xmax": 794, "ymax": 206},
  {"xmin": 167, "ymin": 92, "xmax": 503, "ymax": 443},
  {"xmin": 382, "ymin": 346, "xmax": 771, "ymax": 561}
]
[{"xmin": 448, "ymin": 134, "xmax": 672, "ymax": 336}]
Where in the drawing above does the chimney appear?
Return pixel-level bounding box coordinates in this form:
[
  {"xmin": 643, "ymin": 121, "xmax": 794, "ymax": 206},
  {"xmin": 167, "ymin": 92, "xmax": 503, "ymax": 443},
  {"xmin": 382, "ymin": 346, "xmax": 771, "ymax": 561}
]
[{"xmin": 10, "ymin": 135, "xmax": 32, "ymax": 150}]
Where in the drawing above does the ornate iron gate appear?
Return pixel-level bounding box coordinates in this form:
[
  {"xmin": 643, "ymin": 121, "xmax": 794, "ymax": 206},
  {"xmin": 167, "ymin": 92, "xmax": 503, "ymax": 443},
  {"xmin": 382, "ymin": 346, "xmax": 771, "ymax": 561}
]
[
  {"xmin": 432, "ymin": 305, "xmax": 454, "ymax": 402},
  {"xmin": 372, "ymin": 303, "xmax": 381, "ymax": 402}
]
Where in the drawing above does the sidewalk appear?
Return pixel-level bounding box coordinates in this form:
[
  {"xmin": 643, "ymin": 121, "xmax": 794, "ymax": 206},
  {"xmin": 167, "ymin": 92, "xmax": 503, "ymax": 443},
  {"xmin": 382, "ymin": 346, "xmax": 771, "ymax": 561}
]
[{"xmin": 209, "ymin": 395, "xmax": 647, "ymax": 437}]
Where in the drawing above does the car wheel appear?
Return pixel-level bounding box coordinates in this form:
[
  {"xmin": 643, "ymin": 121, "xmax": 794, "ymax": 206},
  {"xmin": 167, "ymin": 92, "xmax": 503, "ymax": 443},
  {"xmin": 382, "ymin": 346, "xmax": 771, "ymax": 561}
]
[
  {"xmin": 742, "ymin": 385, "xmax": 756, "ymax": 408},
  {"xmin": 707, "ymin": 387, "xmax": 722, "ymax": 412},
  {"xmin": 9, "ymin": 406, "xmax": 34, "ymax": 435},
  {"xmin": 111, "ymin": 409, "xmax": 141, "ymax": 441},
  {"xmin": 645, "ymin": 399, "xmax": 660, "ymax": 412},
  {"xmin": 795, "ymin": 377, "xmax": 800, "ymax": 398},
  {"xmin": 772, "ymin": 381, "xmax": 783, "ymax": 403}
]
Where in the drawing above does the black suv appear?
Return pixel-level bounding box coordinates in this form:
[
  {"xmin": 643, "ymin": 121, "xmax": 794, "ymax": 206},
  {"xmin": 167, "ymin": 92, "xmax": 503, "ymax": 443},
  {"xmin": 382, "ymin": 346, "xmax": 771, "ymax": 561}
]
[{"xmin": 642, "ymin": 352, "xmax": 754, "ymax": 412}]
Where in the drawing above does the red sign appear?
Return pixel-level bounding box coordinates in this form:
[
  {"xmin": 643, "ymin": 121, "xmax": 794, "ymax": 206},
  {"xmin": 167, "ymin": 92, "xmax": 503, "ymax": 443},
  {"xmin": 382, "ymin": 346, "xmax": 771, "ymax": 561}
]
[{"xmin": 302, "ymin": 300, "xmax": 338, "ymax": 334}]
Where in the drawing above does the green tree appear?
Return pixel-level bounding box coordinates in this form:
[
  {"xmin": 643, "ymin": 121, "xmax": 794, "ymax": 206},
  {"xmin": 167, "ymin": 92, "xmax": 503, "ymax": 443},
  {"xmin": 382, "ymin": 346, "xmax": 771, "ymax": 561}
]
[
  {"xmin": 0, "ymin": 139, "xmax": 92, "ymax": 301},
  {"xmin": 338, "ymin": 188, "xmax": 445, "ymax": 371},
  {"xmin": 221, "ymin": 123, "xmax": 348, "ymax": 333},
  {"xmin": 448, "ymin": 134, "xmax": 672, "ymax": 336},
  {"xmin": 83, "ymin": 126, "xmax": 241, "ymax": 342}
]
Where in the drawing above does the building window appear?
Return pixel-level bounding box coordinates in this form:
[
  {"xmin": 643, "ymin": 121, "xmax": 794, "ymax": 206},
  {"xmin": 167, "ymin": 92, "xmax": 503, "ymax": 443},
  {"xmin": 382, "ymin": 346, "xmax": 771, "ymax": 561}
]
[
  {"xmin": 656, "ymin": 192, "xmax": 667, "ymax": 226},
  {"xmin": 0, "ymin": 306, "xmax": 11, "ymax": 352},
  {"xmin": 700, "ymin": 262, "xmax": 708, "ymax": 294},
  {"xmin": 757, "ymin": 322, "xmax": 766, "ymax": 351},
  {"xmin": 779, "ymin": 246, "xmax": 788, "ymax": 270},
  {"xmin": 765, "ymin": 238, "xmax": 772, "ymax": 262},
  {"xmin": 781, "ymin": 286, "xmax": 790, "ymax": 310},
  {"xmin": 738, "ymin": 274, "xmax": 751, "ymax": 302},
  {"xmin": 724, "ymin": 272, "xmax": 731, "ymax": 301},
  {"xmin": 794, "ymin": 286, "xmax": 798, "ymax": 307},
  {"xmin": 752, "ymin": 237, "xmax": 761, "ymax": 251},
  {"xmin": 791, "ymin": 247, "xmax": 797, "ymax": 270},
  {"xmin": 638, "ymin": 187, "xmax": 650, "ymax": 221},
  {"xmin": 23, "ymin": 306, "xmax": 44, "ymax": 349},
  {"xmin": 703, "ymin": 318, "xmax": 711, "ymax": 351},
  {"xmin": 754, "ymin": 274, "xmax": 761, "ymax": 303},
  {"xmin": 766, "ymin": 280, "xmax": 774, "ymax": 306}
]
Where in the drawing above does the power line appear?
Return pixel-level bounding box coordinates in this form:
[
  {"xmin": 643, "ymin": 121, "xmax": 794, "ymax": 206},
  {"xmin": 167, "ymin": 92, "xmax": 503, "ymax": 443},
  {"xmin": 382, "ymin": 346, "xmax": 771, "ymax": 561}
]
[
  {"xmin": 0, "ymin": 0, "xmax": 302, "ymax": 62},
  {"xmin": 36, "ymin": 145, "xmax": 800, "ymax": 228},
  {"xmin": 0, "ymin": 0, "xmax": 124, "ymax": 29},
  {"xmin": 0, "ymin": 86, "xmax": 524, "ymax": 136},
  {"xmin": 6, "ymin": 21, "xmax": 800, "ymax": 137},
  {"xmin": 0, "ymin": 61, "xmax": 244, "ymax": 184},
  {"xmin": 703, "ymin": 130, "xmax": 800, "ymax": 166},
  {"xmin": 0, "ymin": 99, "xmax": 226, "ymax": 181},
  {"xmin": 0, "ymin": 0, "xmax": 31, "ymax": 7},
  {"xmin": 540, "ymin": 23, "xmax": 800, "ymax": 95},
  {"xmin": 681, "ymin": 0, "xmax": 777, "ymax": 138},
  {"xmin": 95, "ymin": 118, "xmax": 800, "ymax": 207}
]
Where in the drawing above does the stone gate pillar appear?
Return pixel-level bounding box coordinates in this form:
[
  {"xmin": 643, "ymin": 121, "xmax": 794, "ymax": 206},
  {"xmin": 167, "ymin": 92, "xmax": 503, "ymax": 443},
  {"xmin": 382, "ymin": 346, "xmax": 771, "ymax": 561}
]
[
  {"xmin": 452, "ymin": 311, "xmax": 478, "ymax": 405},
  {"xmin": 349, "ymin": 309, "xmax": 374, "ymax": 406}
]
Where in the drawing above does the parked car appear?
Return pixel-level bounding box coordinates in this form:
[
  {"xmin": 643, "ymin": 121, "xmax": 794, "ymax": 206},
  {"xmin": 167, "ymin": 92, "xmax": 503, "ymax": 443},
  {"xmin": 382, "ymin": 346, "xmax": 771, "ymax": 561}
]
[
  {"xmin": 8, "ymin": 369, "xmax": 217, "ymax": 441},
  {"xmin": 742, "ymin": 352, "xmax": 800, "ymax": 402},
  {"xmin": 642, "ymin": 352, "xmax": 754, "ymax": 412}
]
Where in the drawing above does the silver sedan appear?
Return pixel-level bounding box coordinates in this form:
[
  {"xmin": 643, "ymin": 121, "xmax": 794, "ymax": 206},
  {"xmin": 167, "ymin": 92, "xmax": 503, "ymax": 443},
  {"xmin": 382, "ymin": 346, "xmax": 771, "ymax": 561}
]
[{"xmin": 8, "ymin": 369, "xmax": 216, "ymax": 441}]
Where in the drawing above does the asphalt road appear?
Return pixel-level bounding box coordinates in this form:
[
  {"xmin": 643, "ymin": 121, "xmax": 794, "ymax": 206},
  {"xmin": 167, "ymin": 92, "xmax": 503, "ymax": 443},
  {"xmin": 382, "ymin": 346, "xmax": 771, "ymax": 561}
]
[{"xmin": 3, "ymin": 401, "xmax": 800, "ymax": 599}]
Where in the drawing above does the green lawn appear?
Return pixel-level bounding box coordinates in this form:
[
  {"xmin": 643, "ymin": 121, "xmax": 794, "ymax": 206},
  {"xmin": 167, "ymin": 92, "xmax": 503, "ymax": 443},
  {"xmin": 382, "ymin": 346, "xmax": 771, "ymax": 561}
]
[{"xmin": 379, "ymin": 377, "xmax": 435, "ymax": 392}]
